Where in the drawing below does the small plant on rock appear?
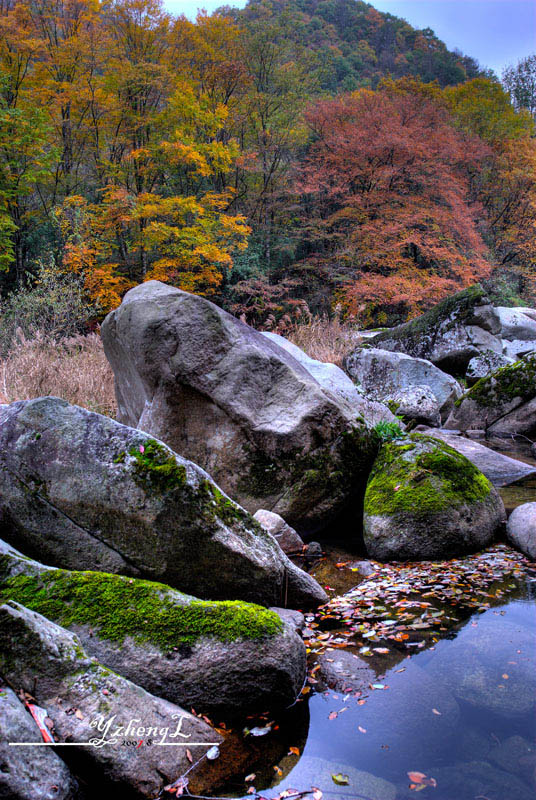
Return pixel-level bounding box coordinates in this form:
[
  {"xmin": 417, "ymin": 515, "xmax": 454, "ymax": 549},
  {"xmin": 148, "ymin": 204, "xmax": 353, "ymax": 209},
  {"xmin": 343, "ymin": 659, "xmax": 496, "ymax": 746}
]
[{"xmin": 373, "ymin": 420, "xmax": 405, "ymax": 442}]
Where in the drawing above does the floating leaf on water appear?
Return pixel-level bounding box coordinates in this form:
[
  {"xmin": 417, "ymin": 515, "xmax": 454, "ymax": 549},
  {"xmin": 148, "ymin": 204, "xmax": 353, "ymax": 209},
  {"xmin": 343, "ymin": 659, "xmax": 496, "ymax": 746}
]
[
  {"xmin": 432, "ymin": 708, "xmax": 441, "ymax": 716},
  {"xmin": 331, "ymin": 774, "xmax": 350, "ymax": 786},
  {"xmin": 407, "ymin": 772, "xmax": 427, "ymax": 784}
]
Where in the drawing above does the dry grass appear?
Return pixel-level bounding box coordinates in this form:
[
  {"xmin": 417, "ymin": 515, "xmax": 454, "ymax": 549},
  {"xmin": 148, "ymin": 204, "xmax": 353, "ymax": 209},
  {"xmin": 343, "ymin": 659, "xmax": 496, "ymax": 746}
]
[
  {"xmin": 286, "ymin": 315, "xmax": 361, "ymax": 366},
  {"xmin": 0, "ymin": 332, "xmax": 117, "ymax": 418}
]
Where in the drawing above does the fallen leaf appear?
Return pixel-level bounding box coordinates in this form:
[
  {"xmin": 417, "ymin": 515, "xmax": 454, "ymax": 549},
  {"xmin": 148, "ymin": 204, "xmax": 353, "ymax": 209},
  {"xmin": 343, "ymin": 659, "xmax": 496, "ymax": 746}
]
[
  {"xmin": 432, "ymin": 708, "xmax": 441, "ymax": 715},
  {"xmin": 312, "ymin": 788, "xmax": 323, "ymax": 800},
  {"xmin": 407, "ymin": 772, "xmax": 427, "ymax": 784},
  {"xmin": 245, "ymin": 774, "xmax": 256, "ymax": 783},
  {"xmin": 186, "ymin": 749, "xmax": 193, "ymax": 763},
  {"xmin": 332, "ymin": 773, "xmax": 350, "ymax": 786},
  {"xmin": 358, "ymin": 726, "xmax": 367, "ymax": 733},
  {"xmin": 288, "ymin": 746, "xmax": 300, "ymax": 756}
]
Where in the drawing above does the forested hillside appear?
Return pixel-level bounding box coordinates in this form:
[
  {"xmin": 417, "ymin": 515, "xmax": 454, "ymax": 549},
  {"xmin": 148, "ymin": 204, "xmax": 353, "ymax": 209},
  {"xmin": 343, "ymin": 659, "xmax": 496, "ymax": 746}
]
[
  {"xmin": 0, "ymin": 0, "xmax": 534, "ymax": 339},
  {"xmin": 225, "ymin": 0, "xmax": 492, "ymax": 92}
]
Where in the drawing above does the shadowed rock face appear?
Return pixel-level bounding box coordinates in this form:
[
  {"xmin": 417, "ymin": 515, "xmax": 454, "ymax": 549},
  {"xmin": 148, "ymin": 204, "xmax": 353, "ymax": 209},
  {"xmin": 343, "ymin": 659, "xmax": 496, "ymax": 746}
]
[
  {"xmin": 0, "ymin": 396, "xmax": 326, "ymax": 609},
  {"xmin": 0, "ymin": 686, "xmax": 78, "ymax": 800},
  {"xmin": 363, "ymin": 434, "xmax": 505, "ymax": 561},
  {"xmin": 101, "ymin": 281, "xmax": 381, "ymax": 536},
  {"xmin": 0, "ymin": 601, "xmax": 222, "ymax": 798},
  {"xmin": 367, "ymin": 285, "xmax": 502, "ymax": 375},
  {"xmin": 0, "ymin": 539, "xmax": 307, "ymax": 715}
]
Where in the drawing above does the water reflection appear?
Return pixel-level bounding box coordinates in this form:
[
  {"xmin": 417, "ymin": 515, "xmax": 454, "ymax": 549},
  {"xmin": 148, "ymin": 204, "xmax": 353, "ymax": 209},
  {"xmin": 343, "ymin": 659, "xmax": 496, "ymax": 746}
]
[{"xmin": 214, "ymin": 582, "xmax": 535, "ymax": 800}]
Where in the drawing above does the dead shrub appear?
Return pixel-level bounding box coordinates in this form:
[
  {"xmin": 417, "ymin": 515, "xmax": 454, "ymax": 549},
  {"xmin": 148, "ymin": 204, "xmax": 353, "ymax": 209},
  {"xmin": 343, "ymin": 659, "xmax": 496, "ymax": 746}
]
[{"xmin": 286, "ymin": 315, "xmax": 361, "ymax": 366}]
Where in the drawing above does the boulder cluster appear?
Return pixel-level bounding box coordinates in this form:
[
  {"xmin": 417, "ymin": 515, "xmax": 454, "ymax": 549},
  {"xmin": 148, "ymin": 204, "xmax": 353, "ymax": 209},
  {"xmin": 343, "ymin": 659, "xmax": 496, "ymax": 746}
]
[{"xmin": 1, "ymin": 280, "xmax": 535, "ymax": 798}]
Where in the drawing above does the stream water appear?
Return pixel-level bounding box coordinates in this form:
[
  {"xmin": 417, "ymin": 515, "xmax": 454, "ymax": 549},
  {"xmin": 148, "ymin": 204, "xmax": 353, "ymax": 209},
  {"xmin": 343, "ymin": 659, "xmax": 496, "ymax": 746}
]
[{"xmin": 196, "ymin": 440, "xmax": 536, "ymax": 800}]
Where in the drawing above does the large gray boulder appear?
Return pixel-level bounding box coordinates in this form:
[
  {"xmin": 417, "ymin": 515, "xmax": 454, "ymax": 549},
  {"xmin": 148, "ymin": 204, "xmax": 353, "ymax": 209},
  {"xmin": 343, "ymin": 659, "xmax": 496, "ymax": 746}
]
[
  {"xmin": 0, "ymin": 397, "xmax": 326, "ymax": 609},
  {"xmin": 495, "ymin": 306, "xmax": 536, "ymax": 360},
  {"xmin": 506, "ymin": 502, "xmax": 536, "ymax": 560},
  {"xmin": 367, "ymin": 285, "xmax": 502, "ymax": 374},
  {"xmin": 260, "ymin": 331, "xmax": 394, "ymax": 420},
  {"xmin": 466, "ymin": 349, "xmax": 515, "ymax": 386},
  {"xmin": 414, "ymin": 428, "xmax": 536, "ymax": 487},
  {"xmin": 101, "ymin": 282, "xmax": 380, "ymax": 535},
  {"xmin": 0, "ymin": 686, "xmax": 78, "ymax": 800},
  {"xmin": 445, "ymin": 354, "xmax": 536, "ymax": 436},
  {"xmin": 343, "ymin": 347, "xmax": 462, "ymax": 420},
  {"xmin": 363, "ymin": 434, "xmax": 505, "ymax": 561},
  {"xmin": 0, "ymin": 601, "xmax": 223, "ymax": 798},
  {"xmin": 496, "ymin": 306, "xmax": 536, "ymax": 341},
  {"xmin": 0, "ymin": 539, "xmax": 307, "ymax": 714}
]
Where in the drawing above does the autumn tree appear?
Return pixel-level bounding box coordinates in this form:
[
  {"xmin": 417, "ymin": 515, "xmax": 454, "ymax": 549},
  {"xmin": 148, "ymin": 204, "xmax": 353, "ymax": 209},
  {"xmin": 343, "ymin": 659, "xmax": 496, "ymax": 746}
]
[
  {"xmin": 297, "ymin": 81, "xmax": 493, "ymax": 324},
  {"xmin": 446, "ymin": 78, "xmax": 536, "ymax": 301},
  {"xmin": 503, "ymin": 54, "xmax": 536, "ymax": 120}
]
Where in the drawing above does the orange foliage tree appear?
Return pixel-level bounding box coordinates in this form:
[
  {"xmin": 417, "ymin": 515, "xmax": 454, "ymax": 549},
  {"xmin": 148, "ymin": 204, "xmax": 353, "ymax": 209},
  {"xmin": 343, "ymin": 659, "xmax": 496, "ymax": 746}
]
[{"xmin": 298, "ymin": 81, "xmax": 493, "ymax": 324}]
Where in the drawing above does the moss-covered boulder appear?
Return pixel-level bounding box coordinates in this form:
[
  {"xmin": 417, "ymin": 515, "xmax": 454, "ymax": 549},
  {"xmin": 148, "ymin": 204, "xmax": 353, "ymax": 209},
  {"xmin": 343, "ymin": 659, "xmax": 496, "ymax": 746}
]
[
  {"xmin": 0, "ymin": 397, "xmax": 326, "ymax": 609},
  {"xmin": 0, "ymin": 539, "xmax": 307, "ymax": 714},
  {"xmin": 446, "ymin": 355, "xmax": 536, "ymax": 435},
  {"xmin": 368, "ymin": 285, "xmax": 502, "ymax": 374},
  {"xmin": 0, "ymin": 600, "xmax": 223, "ymax": 798},
  {"xmin": 101, "ymin": 281, "xmax": 381, "ymax": 536},
  {"xmin": 363, "ymin": 435, "xmax": 505, "ymax": 560}
]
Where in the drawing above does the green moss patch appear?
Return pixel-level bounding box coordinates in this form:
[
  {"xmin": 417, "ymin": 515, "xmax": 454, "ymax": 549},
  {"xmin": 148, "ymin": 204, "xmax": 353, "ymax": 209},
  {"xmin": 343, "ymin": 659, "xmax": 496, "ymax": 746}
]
[
  {"xmin": 0, "ymin": 570, "xmax": 283, "ymax": 651},
  {"xmin": 459, "ymin": 354, "xmax": 536, "ymax": 408},
  {"xmin": 126, "ymin": 439, "xmax": 187, "ymax": 494},
  {"xmin": 364, "ymin": 434, "xmax": 491, "ymax": 518}
]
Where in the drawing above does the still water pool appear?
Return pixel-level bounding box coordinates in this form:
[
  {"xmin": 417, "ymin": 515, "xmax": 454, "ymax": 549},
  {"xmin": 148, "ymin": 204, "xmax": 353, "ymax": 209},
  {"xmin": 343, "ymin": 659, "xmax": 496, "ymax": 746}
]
[{"xmin": 199, "ymin": 445, "xmax": 536, "ymax": 800}]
